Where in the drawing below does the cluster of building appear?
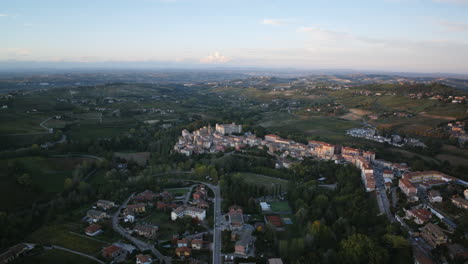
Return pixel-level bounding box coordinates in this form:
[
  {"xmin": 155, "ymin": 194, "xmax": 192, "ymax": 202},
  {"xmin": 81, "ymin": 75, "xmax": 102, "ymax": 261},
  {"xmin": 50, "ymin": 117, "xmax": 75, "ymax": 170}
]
[
  {"xmin": 446, "ymin": 121, "xmax": 468, "ymax": 146},
  {"xmin": 346, "ymin": 127, "xmax": 426, "ymax": 148},
  {"xmin": 408, "ymin": 92, "xmax": 466, "ymax": 104},
  {"xmin": 398, "ymin": 171, "xmax": 457, "ymax": 202},
  {"xmin": 173, "ymin": 123, "xmax": 246, "ymax": 156},
  {"xmin": 172, "ymin": 237, "xmax": 205, "ymax": 259}
]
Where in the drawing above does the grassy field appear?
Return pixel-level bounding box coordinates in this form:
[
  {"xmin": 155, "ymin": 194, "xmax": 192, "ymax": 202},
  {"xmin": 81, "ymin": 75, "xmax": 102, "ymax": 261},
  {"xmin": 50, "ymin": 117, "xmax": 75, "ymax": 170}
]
[
  {"xmin": 236, "ymin": 172, "xmax": 288, "ymax": 192},
  {"xmin": 165, "ymin": 187, "xmax": 190, "ymax": 196},
  {"xmin": 260, "ymin": 112, "xmax": 358, "ymax": 144},
  {"xmin": 28, "ymin": 224, "xmax": 108, "ymax": 256},
  {"xmin": 269, "ymin": 201, "xmax": 291, "ymax": 213},
  {"xmin": 145, "ymin": 211, "xmax": 179, "ymax": 240},
  {"xmin": 68, "ymin": 122, "xmax": 134, "ymax": 141},
  {"xmin": 14, "ymin": 249, "xmax": 98, "ymax": 264}
]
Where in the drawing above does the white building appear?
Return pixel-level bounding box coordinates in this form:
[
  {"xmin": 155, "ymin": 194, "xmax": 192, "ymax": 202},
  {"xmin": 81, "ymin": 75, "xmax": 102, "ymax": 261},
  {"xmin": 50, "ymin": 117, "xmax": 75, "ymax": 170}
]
[
  {"xmin": 260, "ymin": 202, "xmax": 271, "ymax": 212},
  {"xmin": 171, "ymin": 205, "xmax": 206, "ymax": 221},
  {"xmin": 215, "ymin": 123, "xmax": 242, "ymax": 135}
]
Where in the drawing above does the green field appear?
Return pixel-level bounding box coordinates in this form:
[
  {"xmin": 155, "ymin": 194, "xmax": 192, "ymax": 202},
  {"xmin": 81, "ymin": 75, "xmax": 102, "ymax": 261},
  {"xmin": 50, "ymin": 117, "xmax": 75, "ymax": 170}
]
[
  {"xmin": 260, "ymin": 112, "xmax": 358, "ymax": 144},
  {"xmin": 269, "ymin": 201, "xmax": 291, "ymax": 213},
  {"xmin": 28, "ymin": 224, "xmax": 108, "ymax": 256},
  {"xmin": 165, "ymin": 187, "xmax": 190, "ymax": 196},
  {"xmin": 14, "ymin": 249, "xmax": 98, "ymax": 264},
  {"xmin": 236, "ymin": 172, "xmax": 288, "ymax": 192}
]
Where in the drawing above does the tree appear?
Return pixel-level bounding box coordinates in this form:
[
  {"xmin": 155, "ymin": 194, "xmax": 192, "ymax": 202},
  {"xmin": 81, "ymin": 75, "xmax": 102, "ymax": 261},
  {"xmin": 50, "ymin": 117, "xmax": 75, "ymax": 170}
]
[
  {"xmin": 340, "ymin": 233, "xmax": 388, "ymax": 264},
  {"xmin": 16, "ymin": 173, "xmax": 32, "ymax": 186}
]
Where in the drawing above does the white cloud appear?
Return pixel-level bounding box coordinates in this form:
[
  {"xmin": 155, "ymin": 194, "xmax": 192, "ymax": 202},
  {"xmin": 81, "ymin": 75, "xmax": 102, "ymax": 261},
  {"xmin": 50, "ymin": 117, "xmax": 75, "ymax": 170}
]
[
  {"xmin": 5, "ymin": 48, "xmax": 31, "ymax": 56},
  {"xmin": 200, "ymin": 52, "xmax": 232, "ymax": 64},
  {"xmin": 0, "ymin": 14, "xmax": 10, "ymax": 17},
  {"xmin": 261, "ymin": 19, "xmax": 291, "ymax": 26},
  {"xmin": 436, "ymin": 20, "xmax": 468, "ymax": 32}
]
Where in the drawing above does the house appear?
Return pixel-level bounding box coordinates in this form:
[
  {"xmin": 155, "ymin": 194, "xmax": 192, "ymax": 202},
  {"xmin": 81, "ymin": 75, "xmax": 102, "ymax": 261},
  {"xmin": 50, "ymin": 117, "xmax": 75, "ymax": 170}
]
[
  {"xmin": 451, "ymin": 197, "xmax": 468, "ymax": 210},
  {"xmin": 113, "ymin": 243, "xmax": 136, "ymax": 254},
  {"xmin": 420, "ymin": 223, "xmax": 448, "ymax": 248},
  {"xmin": 192, "ymin": 191, "xmax": 204, "ymax": 200},
  {"xmin": 96, "ymin": 200, "xmax": 115, "ymax": 210},
  {"xmin": 398, "ymin": 179, "xmax": 418, "ymax": 201},
  {"xmin": 136, "ymin": 254, "xmax": 152, "ymax": 264},
  {"xmin": 124, "ymin": 214, "xmax": 135, "ymax": 223},
  {"xmin": 102, "ymin": 245, "xmax": 124, "ymax": 258},
  {"xmin": 133, "ymin": 224, "xmax": 158, "ymax": 238},
  {"xmin": 234, "ymin": 230, "xmax": 253, "ymax": 255},
  {"xmin": 134, "ymin": 190, "xmax": 158, "ymax": 202},
  {"xmin": 268, "ymin": 259, "xmax": 284, "ymax": 264},
  {"xmin": 177, "ymin": 239, "xmax": 189, "ymax": 248},
  {"xmin": 85, "ymin": 224, "xmax": 103, "ymax": 236},
  {"xmin": 383, "ymin": 170, "xmax": 394, "ymax": 179},
  {"xmin": 428, "ymin": 190, "xmax": 442, "ymax": 203},
  {"xmin": 260, "ymin": 202, "xmax": 271, "ymax": 212},
  {"xmin": 171, "ymin": 205, "xmax": 206, "ymax": 221},
  {"xmin": 126, "ymin": 203, "xmax": 146, "ymax": 214},
  {"xmin": 87, "ymin": 209, "xmax": 107, "ymax": 222},
  {"xmin": 175, "ymin": 247, "xmax": 191, "ymax": 258},
  {"xmin": 406, "ymin": 209, "xmax": 432, "ymax": 225},
  {"xmin": 228, "ymin": 205, "xmax": 244, "ymax": 230},
  {"xmin": 191, "ymin": 239, "xmax": 203, "ymax": 250}
]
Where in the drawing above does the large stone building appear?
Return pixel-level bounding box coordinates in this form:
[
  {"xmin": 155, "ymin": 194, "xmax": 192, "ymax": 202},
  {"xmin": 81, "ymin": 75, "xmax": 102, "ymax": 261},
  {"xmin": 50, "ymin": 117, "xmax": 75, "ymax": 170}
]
[{"xmin": 215, "ymin": 123, "xmax": 242, "ymax": 135}]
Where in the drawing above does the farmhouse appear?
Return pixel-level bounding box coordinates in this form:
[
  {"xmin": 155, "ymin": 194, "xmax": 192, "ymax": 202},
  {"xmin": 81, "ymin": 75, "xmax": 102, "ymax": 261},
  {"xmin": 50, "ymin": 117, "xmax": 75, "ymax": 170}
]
[{"xmin": 85, "ymin": 224, "xmax": 103, "ymax": 236}]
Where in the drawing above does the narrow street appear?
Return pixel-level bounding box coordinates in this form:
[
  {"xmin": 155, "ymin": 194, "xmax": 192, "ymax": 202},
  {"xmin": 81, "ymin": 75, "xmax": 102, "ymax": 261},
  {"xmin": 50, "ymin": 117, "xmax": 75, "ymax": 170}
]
[{"xmin": 372, "ymin": 164, "xmax": 395, "ymax": 222}]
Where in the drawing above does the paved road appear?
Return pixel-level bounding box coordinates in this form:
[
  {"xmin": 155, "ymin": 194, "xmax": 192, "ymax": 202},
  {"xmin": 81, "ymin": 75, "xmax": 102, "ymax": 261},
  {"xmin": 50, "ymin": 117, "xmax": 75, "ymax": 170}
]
[
  {"xmin": 372, "ymin": 164, "xmax": 395, "ymax": 222},
  {"xmin": 51, "ymin": 245, "xmax": 105, "ymax": 264},
  {"xmin": 206, "ymin": 183, "xmax": 222, "ymax": 264},
  {"xmin": 184, "ymin": 184, "xmax": 198, "ymax": 205},
  {"xmin": 112, "ymin": 193, "xmax": 172, "ymax": 264},
  {"xmin": 182, "ymin": 180, "xmax": 222, "ymax": 264}
]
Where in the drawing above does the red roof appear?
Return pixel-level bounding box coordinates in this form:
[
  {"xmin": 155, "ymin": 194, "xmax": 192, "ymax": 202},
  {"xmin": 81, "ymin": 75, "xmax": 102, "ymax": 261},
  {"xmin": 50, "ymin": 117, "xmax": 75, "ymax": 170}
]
[
  {"xmin": 266, "ymin": 215, "xmax": 283, "ymax": 227},
  {"xmin": 399, "ymin": 178, "xmax": 415, "ymax": 189},
  {"xmin": 136, "ymin": 254, "xmax": 152, "ymax": 263},
  {"xmin": 410, "ymin": 209, "xmax": 432, "ymax": 222},
  {"xmin": 175, "ymin": 246, "xmax": 192, "ymax": 253},
  {"xmin": 85, "ymin": 224, "xmax": 102, "ymax": 234},
  {"xmin": 102, "ymin": 245, "xmax": 122, "ymax": 256}
]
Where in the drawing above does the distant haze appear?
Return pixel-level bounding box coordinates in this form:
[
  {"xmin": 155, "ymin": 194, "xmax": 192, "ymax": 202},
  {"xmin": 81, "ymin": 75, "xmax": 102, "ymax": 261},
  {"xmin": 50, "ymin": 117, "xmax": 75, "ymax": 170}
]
[{"xmin": 1, "ymin": 0, "xmax": 468, "ymax": 74}]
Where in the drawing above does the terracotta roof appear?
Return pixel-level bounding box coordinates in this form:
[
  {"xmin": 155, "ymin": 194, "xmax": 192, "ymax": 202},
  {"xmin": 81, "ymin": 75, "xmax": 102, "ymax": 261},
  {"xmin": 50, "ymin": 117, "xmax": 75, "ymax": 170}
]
[
  {"xmin": 85, "ymin": 224, "xmax": 102, "ymax": 234},
  {"xmin": 136, "ymin": 254, "xmax": 152, "ymax": 263}
]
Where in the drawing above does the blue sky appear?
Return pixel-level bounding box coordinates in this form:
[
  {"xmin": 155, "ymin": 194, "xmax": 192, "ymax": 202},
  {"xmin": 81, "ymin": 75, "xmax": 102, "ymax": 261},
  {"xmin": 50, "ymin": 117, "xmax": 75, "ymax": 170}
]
[{"xmin": 1, "ymin": 0, "xmax": 468, "ymax": 73}]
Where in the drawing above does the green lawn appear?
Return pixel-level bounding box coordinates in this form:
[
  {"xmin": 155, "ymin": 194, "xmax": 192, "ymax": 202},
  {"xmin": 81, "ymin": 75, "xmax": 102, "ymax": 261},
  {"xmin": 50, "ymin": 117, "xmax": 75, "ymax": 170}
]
[
  {"xmin": 269, "ymin": 201, "xmax": 291, "ymax": 213},
  {"xmin": 13, "ymin": 249, "xmax": 98, "ymax": 264},
  {"xmin": 236, "ymin": 172, "xmax": 288, "ymax": 192},
  {"xmin": 28, "ymin": 224, "xmax": 108, "ymax": 256},
  {"xmin": 165, "ymin": 187, "xmax": 190, "ymax": 196}
]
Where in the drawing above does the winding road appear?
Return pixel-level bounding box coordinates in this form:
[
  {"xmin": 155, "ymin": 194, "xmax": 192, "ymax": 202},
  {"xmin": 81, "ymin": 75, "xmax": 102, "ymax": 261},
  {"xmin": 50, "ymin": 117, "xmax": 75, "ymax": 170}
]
[{"xmin": 111, "ymin": 193, "xmax": 172, "ymax": 264}]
